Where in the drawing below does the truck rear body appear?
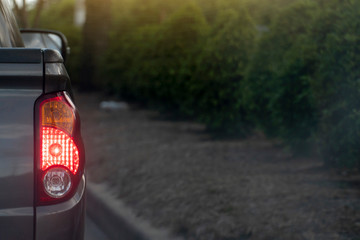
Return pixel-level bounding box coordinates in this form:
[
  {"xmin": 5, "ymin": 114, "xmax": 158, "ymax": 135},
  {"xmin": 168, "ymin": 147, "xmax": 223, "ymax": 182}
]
[
  {"xmin": 0, "ymin": 48, "xmax": 85, "ymax": 240},
  {"xmin": 0, "ymin": 0, "xmax": 86, "ymax": 238}
]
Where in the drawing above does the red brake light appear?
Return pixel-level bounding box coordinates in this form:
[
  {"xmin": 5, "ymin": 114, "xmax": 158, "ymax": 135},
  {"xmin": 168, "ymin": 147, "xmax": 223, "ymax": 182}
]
[
  {"xmin": 36, "ymin": 92, "xmax": 84, "ymax": 205},
  {"xmin": 41, "ymin": 127, "xmax": 79, "ymax": 174}
]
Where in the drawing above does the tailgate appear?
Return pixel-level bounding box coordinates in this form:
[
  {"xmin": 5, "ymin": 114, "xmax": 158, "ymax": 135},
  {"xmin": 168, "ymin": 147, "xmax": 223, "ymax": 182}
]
[{"xmin": 0, "ymin": 49, "xmax": 42, "ymax": 239}]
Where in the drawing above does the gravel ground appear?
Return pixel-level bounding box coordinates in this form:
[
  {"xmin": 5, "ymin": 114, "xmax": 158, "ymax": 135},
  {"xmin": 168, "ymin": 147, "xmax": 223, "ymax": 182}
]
[{"xmin": 77, "ymin": 91, "xmax": 360, "ymax": 240}]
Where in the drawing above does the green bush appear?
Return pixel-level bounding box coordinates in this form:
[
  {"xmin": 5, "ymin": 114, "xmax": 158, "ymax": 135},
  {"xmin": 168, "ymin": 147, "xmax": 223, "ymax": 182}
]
[
  {"xmin": 245, "ymin": 0, "xmax": 360, "ymax": 166},
  {"xmin": 185, "ymin": 8, "xmax": 255, "ymax": 135},
  {"xmin": 243, "ymin": 1, "xmax": 319, "ymax": 150},
  {"xmin": 309, "ymin": 1, "xmax": 360, "ymax": 167},
  {"xmin": 104, "ymin": 1, "xmax": 208, "ymax": 109},
  {"xmin": 152, "ymin": 2, "xmax": 209, "ymax": 109},
  {"xmin": 103, "ymin": 24, "xmax": 162, "ymax": 100},
  {"xmin": 103, "ymin": 0, "xmax": 360, "ymax": 168}
]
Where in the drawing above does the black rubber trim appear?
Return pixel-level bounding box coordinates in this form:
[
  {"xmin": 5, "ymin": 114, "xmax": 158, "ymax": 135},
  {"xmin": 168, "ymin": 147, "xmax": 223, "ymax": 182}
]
[
  {"xmin": 43, "ymin": 49, "xmax": 63, "ymax": 63},
  {"xmin": 44, "ymin": 63, "xmax": 72, "ymax": 96}
]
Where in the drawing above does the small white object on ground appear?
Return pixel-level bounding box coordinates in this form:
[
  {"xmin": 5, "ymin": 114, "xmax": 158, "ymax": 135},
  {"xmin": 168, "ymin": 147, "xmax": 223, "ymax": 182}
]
[{"xmin": 100, "ymin": 101, "xmax": 129, "ymax": 110}]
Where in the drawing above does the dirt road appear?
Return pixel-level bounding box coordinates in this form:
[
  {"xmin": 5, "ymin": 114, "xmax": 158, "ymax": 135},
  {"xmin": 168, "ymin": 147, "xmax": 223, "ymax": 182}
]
[{"xmin": 78, "ymin": 91, "xmax": 360, "ymax": 240}]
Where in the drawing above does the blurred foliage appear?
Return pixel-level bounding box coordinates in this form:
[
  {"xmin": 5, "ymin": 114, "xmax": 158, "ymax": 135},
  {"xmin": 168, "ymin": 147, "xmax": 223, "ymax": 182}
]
[
  {"xmin": 245, "ymin": 0, "xmax": 360, "ymax": 167},
  {"xmin": 103, "ymin": 0, "xmax": 255, "ymax": 135},
  {"xmin": 80, "ymin": 0, "xmax": 111, "ymax": 89},
  {"xmin": 103, "ymin": 1, "xmax": 209, "ymax": 104},
  {"xmin": 29, "ymin": 0, "xmax": 360, "ymax": 167},
  {"xmin": 36, "ymin": 0, "xmax": 82, "ymax": 84},
  {"xmin": 243, "ymin": 1, "xmax": 319, "ymax": 152},
  {"xmin": 243, "ymin": 0, "xmax": 299, "ymax": 25},
  {"xmin": 309, "ymin": 1, "xmax": 360, "ymax": 167},
  {"xmin": 184, "ymin": 8, "xmax": 255, "ymax": 135}
]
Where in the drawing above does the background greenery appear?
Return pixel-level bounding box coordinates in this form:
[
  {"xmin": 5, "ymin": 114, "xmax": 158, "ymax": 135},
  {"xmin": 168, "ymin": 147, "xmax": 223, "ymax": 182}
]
[{"xmin": 17, "ymin": 0, "xmax": 360, "ymax": 168}]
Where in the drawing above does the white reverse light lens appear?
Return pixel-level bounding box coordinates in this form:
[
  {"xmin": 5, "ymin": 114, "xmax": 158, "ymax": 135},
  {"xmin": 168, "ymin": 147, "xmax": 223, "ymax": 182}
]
[{"xmin": 43, "ymin": 168, "xmax": 71, "ymax": 198}]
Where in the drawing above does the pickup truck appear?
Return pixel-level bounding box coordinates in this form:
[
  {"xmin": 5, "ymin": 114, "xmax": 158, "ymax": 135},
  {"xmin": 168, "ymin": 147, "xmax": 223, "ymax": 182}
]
[{"xmin": 0, "ymin": 0, "xmax": 85, "ymax": 239}]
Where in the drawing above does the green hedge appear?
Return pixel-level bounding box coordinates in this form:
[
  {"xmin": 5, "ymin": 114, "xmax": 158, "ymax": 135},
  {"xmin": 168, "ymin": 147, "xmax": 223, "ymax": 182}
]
[
  {"xmin": 103, "ymin": 1, "xmax": 255, "ymax": 135},
  {"xmin": 184, "ymin": 8, "xmax": 255, "ymax": 135},
  {"xmin": 310, "ymin": 1, "xmax": 360, "ymax": 167},
  {"xmin": 243, "ymin": 1, "xmax": 319, "ymax": 151},
  {"xmin": 103, "ymin": 2, "xmax": 208, "ymax": 106},
  {"xmin": 101, "ymin": 0, "xmax": 360, "ymax": 167},
  {"xmin": 245, "ymin": 0, "xmax": 360, "ymax": 167}
]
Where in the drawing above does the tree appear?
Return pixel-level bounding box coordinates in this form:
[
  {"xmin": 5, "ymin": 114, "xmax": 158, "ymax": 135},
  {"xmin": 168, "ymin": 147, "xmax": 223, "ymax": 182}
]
[
  {"xmin": 80, "ymin": 0, "xmax": 111, "ymax": 90},
  {"xmin": 12, "ymin": 0, "xmax": 48, "ymax": 28},
  {"xmin": 12, "ymin": 0, "xmax": 28, "ymax": 27}
]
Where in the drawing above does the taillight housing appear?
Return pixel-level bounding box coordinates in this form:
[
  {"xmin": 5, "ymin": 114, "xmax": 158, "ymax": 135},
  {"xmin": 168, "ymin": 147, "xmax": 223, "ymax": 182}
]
[{"xmin": 35, "ymin": 91, "xmax": 84, "ymax": 205}]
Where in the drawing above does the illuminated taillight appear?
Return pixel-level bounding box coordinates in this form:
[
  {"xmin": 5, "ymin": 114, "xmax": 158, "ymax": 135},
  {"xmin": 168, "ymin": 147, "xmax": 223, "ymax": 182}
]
[
  {"xmin": 41, "ymin": 127, "xmax": 79, "ymax": 174},
  {"xmin": 36, "ymin": 92, "xmax": 84, "ymax": 205}
]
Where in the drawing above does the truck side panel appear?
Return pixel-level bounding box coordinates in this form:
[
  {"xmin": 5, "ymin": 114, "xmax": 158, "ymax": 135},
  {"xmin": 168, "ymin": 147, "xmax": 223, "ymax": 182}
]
[
  {"xmin": 0, "ymin": 48, "xmax": 43, "ymax": 240},
  {"xmin": 0, "ymin": 89, "xmax": 42, "ymax": 239}
]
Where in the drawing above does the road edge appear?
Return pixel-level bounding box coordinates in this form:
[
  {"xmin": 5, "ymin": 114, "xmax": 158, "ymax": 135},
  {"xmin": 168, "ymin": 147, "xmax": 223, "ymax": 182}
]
[{"xmin": 86, "ymin": 182, "xmax": 180, "ymax": 240}]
